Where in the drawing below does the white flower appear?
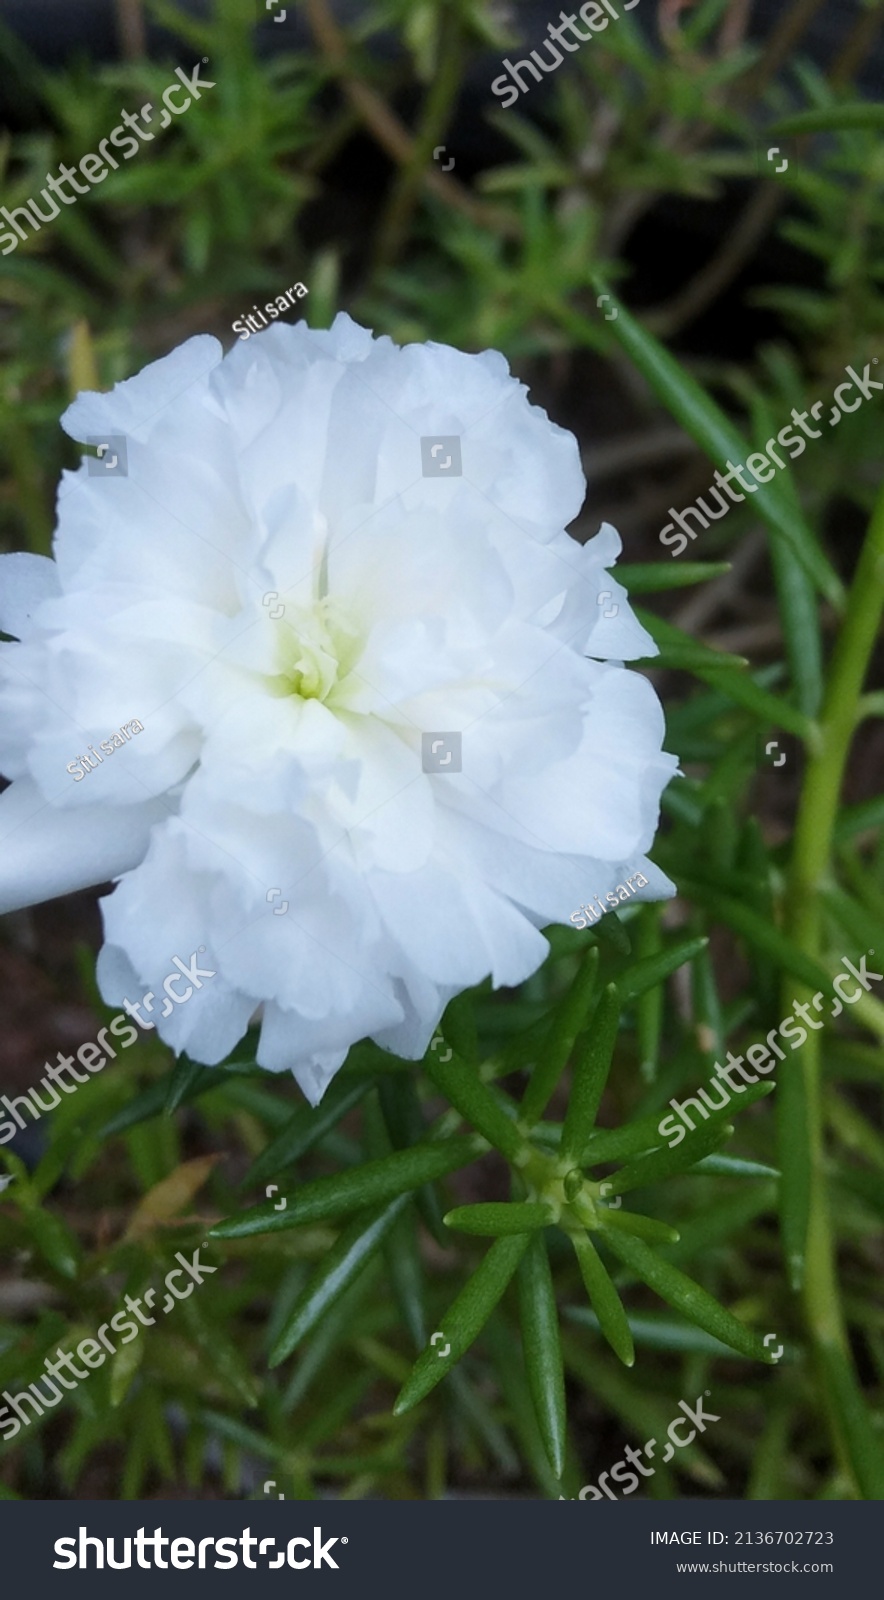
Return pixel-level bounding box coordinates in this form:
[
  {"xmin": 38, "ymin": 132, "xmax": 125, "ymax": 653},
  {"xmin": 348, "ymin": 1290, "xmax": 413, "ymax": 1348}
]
[{"xmin": 0, "ymin": 315, "xmax": 677, "ymax": 1103}]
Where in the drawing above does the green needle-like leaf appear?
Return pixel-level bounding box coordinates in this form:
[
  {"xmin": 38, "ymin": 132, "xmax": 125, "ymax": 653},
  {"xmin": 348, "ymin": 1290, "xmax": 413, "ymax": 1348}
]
[
  {"xmin": 211, "ymin": 1134, "xmax": 483, "ymax": 1238},
  {"xmin": 518, "ymin": 1233, "xmax": 567, "ymax": 1477},
  {"xmin": 614, "ymin": 935, "xmax": 708, "ymax": 1006},
  {"xmin": 482, "ymin": 1318, "xmax": 565, "ymax": 1499},
  {"xmin": 587, "ymin": 275, "xmax": 843, "ymax": 608},
  {"xmin": 565, "ymin": 1306, "xmax": 735, "ymax": 1358},
  {"xmin": 571, "ymin": 1231, "xmax": 635, "ymax": 1366},
  {"xmin": 692, "ymin": 1154, "xmax": 780, "ymax": 1179},
  {"xmin": 665, "ymin": 1185, "xmax": 777, "ymax": 1267},
  {"xmin": 444, "ymin": 1202, "xmax": 554, "ymax": 1235},
  {"xmin": 595, "ymin": 1208, "xmax": 681, "ymax": 1246},
  {"xmin": 580, "ymin": 1109, "xmax": 673, "ymax": 1165},
  {"xmin": 755, "ymin": 398, "xmax": 823, "ymax": 720},
  {"xmin": 616, "ymin": 561, "xmax": 732, "ymax": 593},
  {"xmin": 816, "ymin": 1342, "xmax": 884, "ymax": 1499},
  {"xmin": 638, "ymin": 611, "xmax": 818, "ymax": 737},
  {"xmin": 378, "ymin": 1072, "xmax": 425, "ymax": 1149},
  {"xmin": 570, "ymin": 1062, "xmax": 768, "ymax": 1177},
  {"xmin": 772, "ymin": 103, "xmax": 884, "ymax": 135},
  {"xmin": 521, "ymin": 945, "xmax": 600, "ymax": 1126},
  {"xmin": 600, "ymin": 1230, "xmax": 773, "ymax": 1362},
  {"xmin": 269, "ymin": 1198, "xmax": 407, "ymax": 1367},
  {"xmin": 23, "ymin": 1206, "xmax": 79, "ymax": 1279},
  {"xmin": 560, "ymin": 983, "xmax": 620, "ymax": 1162},
  {"xmin": 385, "ymin": 1205, "xmax": 426, "ymax": 1353},
  {"xmin": 424, "ymin": 1047, "xmax": 527, "ymax": 1163},
  {"xmin": 242, "ymin": 1074, "xmax": 372, "ymax": 1189},
  {"xmin": 590, "ymin": 909, "xmax": 632, "ymax": 955},
  {"xmin": 776, "ymin": 1062, "xmax": 813, "ymax": 1292},
  {"xmin": 442, "ymin": 991, "xmax": 480, "ymax": 1061},
  {"xmin": 835, "ymin": 794, "xmax": 884, "ymax": 845},
  {"xmin": 99, "ymin": 1060, "xmax": 256, "ymax": 1137},
  {"xmin": 606, "ymin": 1081, "xmax": 774, "ymax": 1194},
  {"xmin": 378, "ymin": 1073, "xmax": 449, "ymax": 1246},
  {"xmin": 636, "ymin": 906, "xmax": 664, "ymax": 1082},
  {"xmin": 819, "ymin": 883, "xmax": 884, "ymax": 956},
  {"xmin": 698, "ymin": 667, "xmax": 817, "ymax": 742},
  {"xmin": 678, "ymin": 879, "xmax": 834, "ymax": 994},
  {"xmin": 491, "ymin": 1010, "xmax": 556, "ymax": 1079},
  {"xmin": 393, "ymin": 1233, "xmax": 531, "ymax": 1414},
  {"xmin": 635, "ymin": 609, "xmax": 749, "ymax": 672},
  {"xmin": 164, "ymin": 1055, "xmax": 209, "ymax": 1114}
]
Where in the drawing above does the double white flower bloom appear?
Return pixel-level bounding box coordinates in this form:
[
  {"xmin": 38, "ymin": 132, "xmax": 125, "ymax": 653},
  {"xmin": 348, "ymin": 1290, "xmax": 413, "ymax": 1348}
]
[{"xmin": 0, "ymin": 315, "xmax": 676, "ymax": 1102}]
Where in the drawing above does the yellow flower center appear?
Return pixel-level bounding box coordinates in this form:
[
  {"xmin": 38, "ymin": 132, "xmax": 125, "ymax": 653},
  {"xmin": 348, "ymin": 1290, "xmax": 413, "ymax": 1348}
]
[{"xmin": 266, "ymin": 597, "xmax": 361, "ymax": 706}]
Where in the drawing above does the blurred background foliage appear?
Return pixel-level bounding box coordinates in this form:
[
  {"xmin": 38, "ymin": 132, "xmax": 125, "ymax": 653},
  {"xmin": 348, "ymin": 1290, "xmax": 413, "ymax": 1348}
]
[{"xmin": 0, "ymin": 0, "xmax": 883, "ymax": 1501}]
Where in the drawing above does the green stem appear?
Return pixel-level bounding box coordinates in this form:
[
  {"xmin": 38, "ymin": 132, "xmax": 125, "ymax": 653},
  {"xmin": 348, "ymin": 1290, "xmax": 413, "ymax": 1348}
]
[
  {"xmin": 372, "ymin": 10, "xmax": 464, "ymax": 274},
  {"xmin": 782, "ymin": 477, "xmax": 884, "ymax": 1494}
]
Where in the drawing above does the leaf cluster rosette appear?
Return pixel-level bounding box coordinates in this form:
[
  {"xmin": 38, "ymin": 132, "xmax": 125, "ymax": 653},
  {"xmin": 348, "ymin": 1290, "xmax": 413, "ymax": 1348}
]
[{"xmin": 207, "ymin": 952, "xmax": 779, "ymax": 1481}]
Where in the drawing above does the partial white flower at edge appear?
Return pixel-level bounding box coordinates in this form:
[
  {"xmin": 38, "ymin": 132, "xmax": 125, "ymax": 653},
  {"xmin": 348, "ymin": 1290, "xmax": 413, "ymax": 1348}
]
[{"xmin": 0, "ymin": 314, "xmax": 678, "ymax": 1104}]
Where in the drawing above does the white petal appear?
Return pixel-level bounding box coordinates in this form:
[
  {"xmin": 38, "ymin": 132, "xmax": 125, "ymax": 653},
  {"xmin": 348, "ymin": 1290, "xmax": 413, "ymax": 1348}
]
[
  {"xmin": 0, "ymin": 553, "xmax": 61, "ymax": 639},
  {"xmin": 258, "ymin": 985, "xmax": 403, "ymax": 1105},
  {"xmin": 96, "ymin": 941, "xmax": 257, "ymax": 1066},
  {"xmin": 61, "ymin": 335, "xmax": 222, "ymax": 444},
  {"xmin": 0, "ymin": 778, "xmax": 166, "ymax": 915}
]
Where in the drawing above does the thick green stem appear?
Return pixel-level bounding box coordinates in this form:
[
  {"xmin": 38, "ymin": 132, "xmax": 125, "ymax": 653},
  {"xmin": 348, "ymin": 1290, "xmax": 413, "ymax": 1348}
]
[{"xmin": 782, "ymin": 479, "xmax": 884, "ymax": 1493}]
